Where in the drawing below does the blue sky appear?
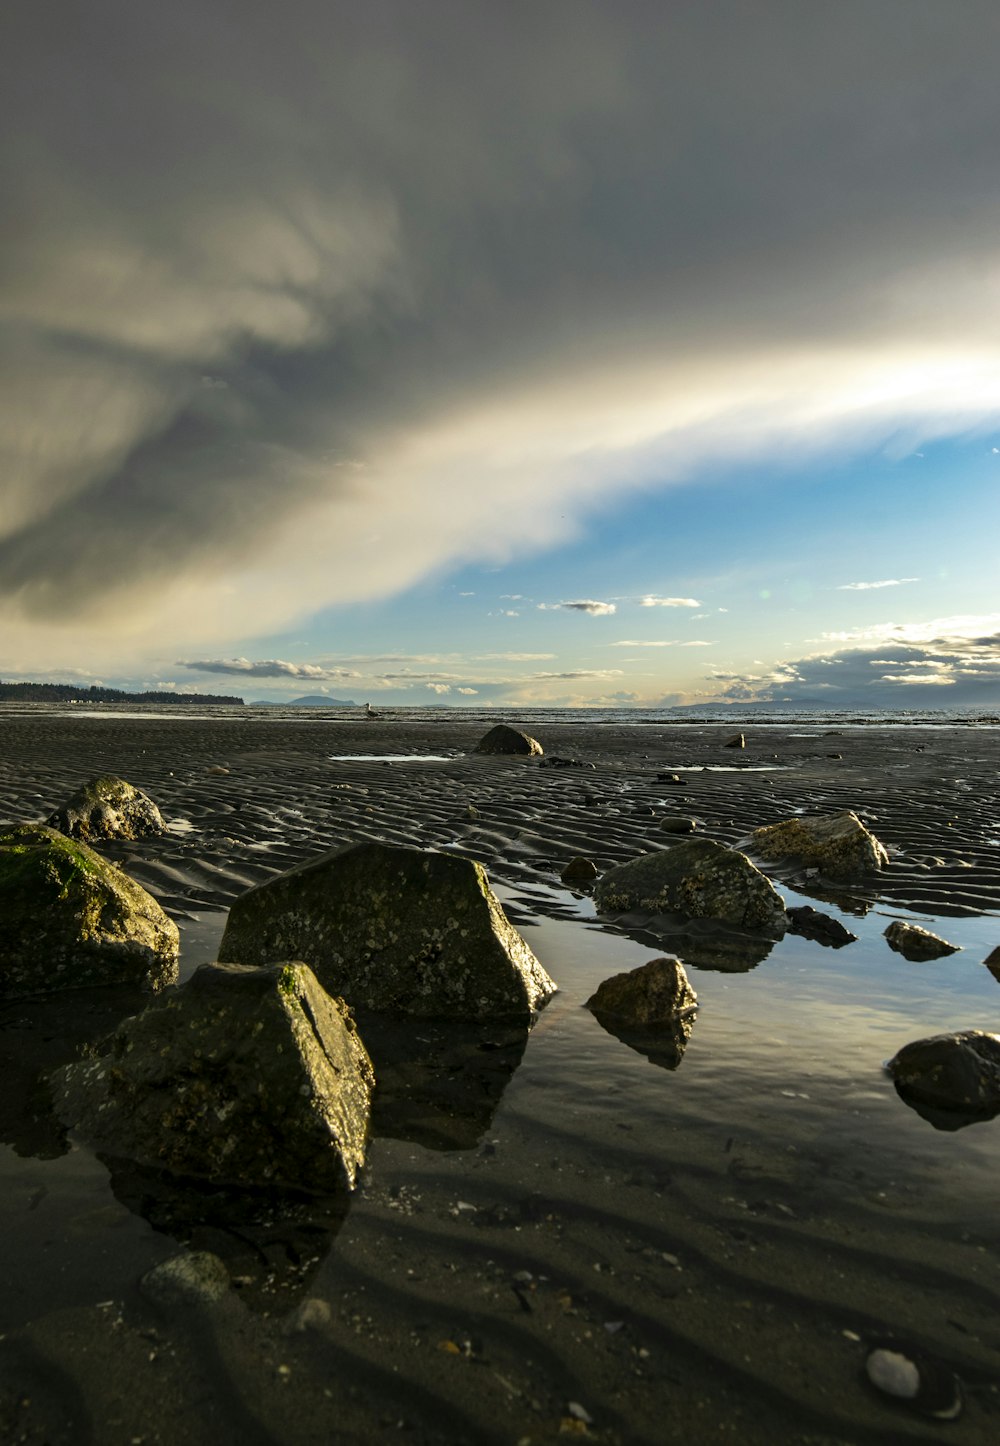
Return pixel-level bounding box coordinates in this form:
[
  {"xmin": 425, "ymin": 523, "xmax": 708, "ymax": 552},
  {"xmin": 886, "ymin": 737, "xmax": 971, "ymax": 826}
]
[{"xmin": 2, "ymin": 2, "xmax": 999, "ymax": 707}]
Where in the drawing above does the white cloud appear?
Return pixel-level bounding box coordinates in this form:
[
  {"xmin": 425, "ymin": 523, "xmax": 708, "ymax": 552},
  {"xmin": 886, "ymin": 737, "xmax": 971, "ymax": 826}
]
[
  {"xmin": 456, "ymin": 686, "xmax": 478, "ymax": 694},
  {"xmin": 835, "ymin": 578, "xmax": 920, "ymax": 591},
  {"xmin": 640, "ymin": 596, "xmax": 701, "ymax": 608}
]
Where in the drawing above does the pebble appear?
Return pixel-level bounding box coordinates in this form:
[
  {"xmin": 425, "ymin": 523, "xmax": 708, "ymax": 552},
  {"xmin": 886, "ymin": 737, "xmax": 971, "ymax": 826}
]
[
  {"xmin": 865, "ymin": 1343, "xmax": 963, "ymax": 1419},
  {"xmin": 284, "ymin": 1297, "xmax": 332, "ymax": 1333},
  {"xmin": 140, "ymin": 1251, "xmax": 230, "ymax": 1307}
]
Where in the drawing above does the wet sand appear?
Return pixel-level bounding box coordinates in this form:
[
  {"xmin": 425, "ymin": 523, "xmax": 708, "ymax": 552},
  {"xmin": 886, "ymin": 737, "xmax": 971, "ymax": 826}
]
[{"xmin": 1, "ymin": 711, "xmax": 999, "ymax": 1444}]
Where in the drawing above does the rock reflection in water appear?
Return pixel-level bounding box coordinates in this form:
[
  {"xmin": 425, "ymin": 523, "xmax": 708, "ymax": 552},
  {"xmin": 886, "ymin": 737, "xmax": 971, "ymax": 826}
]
[
  {"xmin": 0, "ymin": 983, "xmax": 150, "ymax": 1159},
  {"xmin": 890, "ymin": 1085, "xmax": 1000, "ymax": 1133},
  {"xmin": 360, "ymin": 1013, "xmax": 529, "ymax": 1151},
  {"xmin": 598, "ymin": 911, "xmax": 778, "ymax": 972},
  {"xmin": 589, "ymin": 1009, "xmax": 695, "ymax": 1071},
  {"xmin": 101, "ymin": 1154, "xmax": 351, "ymax": 1310}
]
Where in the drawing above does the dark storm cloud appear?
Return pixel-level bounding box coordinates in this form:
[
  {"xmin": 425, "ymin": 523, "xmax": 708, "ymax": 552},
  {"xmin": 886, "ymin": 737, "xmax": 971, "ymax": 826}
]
[{"xmin": 4, "ymin": 1, "xmax": 1000, "ymax": 626}]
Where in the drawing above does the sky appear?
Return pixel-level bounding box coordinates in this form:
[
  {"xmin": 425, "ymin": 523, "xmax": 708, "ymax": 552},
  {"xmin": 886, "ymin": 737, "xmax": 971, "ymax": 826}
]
[{"xmin": 2, "ymin": 0, "xmax": 999, "ymax": 709}]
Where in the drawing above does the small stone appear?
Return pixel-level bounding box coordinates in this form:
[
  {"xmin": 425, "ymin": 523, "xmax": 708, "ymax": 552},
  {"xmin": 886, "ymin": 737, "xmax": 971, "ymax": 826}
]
[
  {"xmin": 865, "ymin": 1343, "xmax": 963, "ymax": 1419},
  {"xmin": 983, "ymin": 946, "xmax": 1000, "ymax": 981},
  {"xmin": 567, "ymin": 1402, "xmax": 593, "ymax": 1424},
  {"xmin": 561, "ymin": 856, "xmax": 598, "ymax": 886},
  {"xmin": 723, "ymin": 734, "xmax": 745, "ymax": 749},
  {"xmin": 140, "ymin": 1252, "xmax": 230, "ymax": 1307},
  {"xmin": 284, "ymin": 1298, "xmax": 332, "ymax": 1333},
  {"xmin": 660, "ymin": 816, "xmax": 697, "ymax": 833}
]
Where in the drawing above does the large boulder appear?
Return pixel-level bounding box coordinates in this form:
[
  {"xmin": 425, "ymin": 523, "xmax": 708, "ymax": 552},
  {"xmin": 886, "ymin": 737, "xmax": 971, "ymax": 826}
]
[
  {"xmin": 474, "ymin": 724, "xmax": 543, "ymax": 757},
  {"xmin": 594, "ymin": 838, "xmax": 787, "ymax": 935},
  {"xmin": 46, "ymin": 775, "xmax": 165, "ymax": 841},
  {"xmin": 745, "ymin": 810, "xmax": 888, "ymax": 880},
  {"xmin": 886, "ymin": 1031, "xmax": 1000, "ymax": 1122},
  {"xmin": 54, "ymin": 961, "xmax": 374, "ymax": 1191},
  {"xmin": 0, "ymin": 823, "xmax": 179, "ymax": 999},
  {"xmin": 218, "ymin": 842, "xmax": 556, "ymax": 1020},
  {"xmin": 586, "ymin": 956, "xmax": 697, "ymax": 1027},
  {"xmin": 885, "ymin": 920, "xmax": 960, "ymax": 962}
]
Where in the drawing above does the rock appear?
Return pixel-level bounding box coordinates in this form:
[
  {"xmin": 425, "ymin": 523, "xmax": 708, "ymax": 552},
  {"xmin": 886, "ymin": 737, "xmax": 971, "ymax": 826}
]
[
  {"xmin": 46, "ymin": 775, "xmax": 165, "ymax": 841},
  {"xmin": 785, "ymin": 905, "xmax": 858, "ymax": 948},
  {"xmin": 887, "ymin": 1030, "xmax": 1000, "ymax": 1119},
  {"xmin": 660, "ymin": 816, "xmax": 697, "ymax": 834},
  {"xmin": 723, "ymin": 733, "xmax": 745, "ymax": 749},
  {"xmin": 539, "ymin": 755, "xmax": 593, "ymax": 769},
  {"xmin": 746, "ymin": 810, "xmax": 888, "ymax": 879},
  {"xmin": 586, "ymin": 956, "xmax": 697, "ymax": 1027},
  {"xmin": 0, "ymin": 823, "xmax": 179, "ymax": 999},
  {"xmin": 657, "ymin": 773, "xmax": 687, "ymax": 786},
  {"xmin": 594, "ymin": 838, "xmax": 786, "ymax": 934},
  {"xmin": 561, "ymin": 856, "xmax": 599, "ymax": 886},
  {"xmin": 865, "ymin": 1342, "xmax": 963, "ymax": 1420},
  {"xmin": 54, "ymin": 961, "xmax": 374, "ymax": 1191},
  {"xmin": 218, "ymin": 842, "xmax": 556, "ymax": 1021},
  {"xmin": 885, "ymin": 920, "xmax": 960, "ymax": 961},
  {"xmin": 140, "ymin": 1251, "xmax": 230, "ymax": 1308},
  {"xmin": 474, "ymin": 725, "xmax": 543, "ymax": 757},
  {"xmin": 284, "ymin": 1297, "xmax": 333, "ymax": 1334},
  {"xmin": 983, "ymin": 946, "xmax": 1000, "ymax": 982}
]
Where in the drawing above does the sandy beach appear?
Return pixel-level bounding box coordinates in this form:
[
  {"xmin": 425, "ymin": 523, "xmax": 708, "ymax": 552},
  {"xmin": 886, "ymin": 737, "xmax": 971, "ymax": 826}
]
[{"xmin": 2, "ymin": 709, "xmax": 999, "ymax": 1444}]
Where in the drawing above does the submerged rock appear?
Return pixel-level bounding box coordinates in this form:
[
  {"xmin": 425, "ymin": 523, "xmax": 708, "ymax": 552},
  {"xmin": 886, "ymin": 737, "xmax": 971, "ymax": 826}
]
[
  {"xmin": 660, "ymin": 816, "xmax": 698, "ymax": 834},
  {"xmin": 586, "ymin": 956, "xmax": 697, "ymax": 1027},
  {"xmin": 140, "ymin": 1251, "xmax": 230, "ymax": 1308},
  {"xmin": 594, "ymin": 838, "xmax": 786, "ymax": 935},
  {"xmin": 474, "ymin": 724, "xmax": 543, "ymax": 756},
  {"xmin": 218, "ymin": 841, "xmax": 556, "ymax": 1020},
  {"xmin": 886, "ymin": 1030, "xmax": 1000, "ymax": 1123},
  {"xmin": 786, "ymin": 905, "xmax": 858, "ymax": 948},
  {"xmin": 746, "ymin": 810, "xmax": 888, "ymax": 880},
  {"xmin": 561, "ymin": 856, "xmax": 599, "ymax": 886},
  {"xmin": 885, "ymin": 920, "xmax": 960, "ymax": 961},
  {"xmin": 0, "ymin": 823, "xmax": 179, "ymax": 999},
  {"xmin": 47, "ymin": 775, "xmax": 165, "ymax": 841},
  {"xmin": 55, "ymin": 961, "xmax": 374, "ymax": 1191}
]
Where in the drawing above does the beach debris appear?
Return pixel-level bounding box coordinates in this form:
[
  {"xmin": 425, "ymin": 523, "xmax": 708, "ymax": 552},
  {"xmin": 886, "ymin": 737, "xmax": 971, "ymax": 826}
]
[
  {"xmin": 864, "ymin": 1341, "xmax": 964, "ymax": 1419},
  {"xmin": 474, "ymin": 724, "xmax": 543, "ymax": 757},
  {"xmin": 140, "ymin": 1251, "xmax": 230, "ymax": 1308},
  {"xmin": 886, "ymin": 1030, "xmax": 1000, "ymax": 1123},
  {"xmin": 984, "ymin": 946, "xmax": 1000, "ymax": 981},
  {"xmin": 586, "ymin": 956, "xmax": 697, "ymax": 1028},
  {"xmin": 660, "ymin": 815, "xmax": 697, "ymax": 833},
  {"xmin": 594, "ymin": 838, "xmax": 787, "ymax": 935},
  {"xmin": 219, "ymin": 841, "xmax": 556, "ymax": 1021},
  {"xmin": 561, "ymin": 856, "xmax": 598, "ymax": 886},
  {"xmin": 0, "ymin": 822, "xmax": 179, "ymax": 999},
  {"xmin": 54, "ymin": 961, "xmax": 374, "ymax": 1191},
  {"xmin": 745, "ymin": 809, "xmax": 888, "ymax": 880},
  {"xmin": 786, "ymin": 905, "xmax": 858, "ymax": 948},
  {"xmin": 46, "ymin": 774, "xmax": 166, "ymax": 841},
  {"xmin": 884, "ymin": 920, "xmax": 960, "ymax": 961},
  {"xmin": 723, "ymin": 733, "xmax": 745, "ymax": 749}
]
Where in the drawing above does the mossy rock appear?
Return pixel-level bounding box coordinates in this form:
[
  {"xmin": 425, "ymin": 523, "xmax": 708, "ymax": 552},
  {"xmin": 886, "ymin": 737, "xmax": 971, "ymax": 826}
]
[
  {"xmin": 0, "ymin": 824, "xmax": 179, "ymax": 999},
  {"xmin": 887, "ymin": 1031, "xmax": 1000, "ymax": 1118},
  {"xmin": 218, "ymin": 841, "xmax": 556, "ymax": 1020},
  {"xmin": 47, "ymin": 774, "xmax": 165, "ymax": 841},
  {"xmin": 594, "ymin": 838, "xmax": 786, "ymax": 934},
  {"xmin": 747, "ymin": 810, "xmax": 887, "ymax": 880},
  {"xmin": 586, "ymin": 956, "xmax": 697, "ymax": 1027},
  {"xmin": 55, "ymin": 961, "xmax": 373, "ymax": 1191},
  {"xmin": 474, "ymin": 725, "xmax": 543, "ymax": 756}
]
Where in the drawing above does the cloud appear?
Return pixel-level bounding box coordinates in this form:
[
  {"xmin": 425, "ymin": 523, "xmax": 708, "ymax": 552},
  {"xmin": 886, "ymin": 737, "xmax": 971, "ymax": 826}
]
[
  {"xmin": 639, "ymin": 596, "xmax": 701, "ymax": 608},
  {"xmin": 555, "ymin": 600, "xmax": 617, "ymax": 616},
  {"xmin": 179, "ymin": 657, "xmax": 360, "ymax": 680},
  {"xmin": 456, "ymin": 686, "xmax": 478, "ymax": 695},
  {"xmin": 835, "ymin": 578, "xmax": 920, "ymax": 591},
  {"xmin": 4, "ymin": 2, "xmax": 1000, "ymax": 664}
]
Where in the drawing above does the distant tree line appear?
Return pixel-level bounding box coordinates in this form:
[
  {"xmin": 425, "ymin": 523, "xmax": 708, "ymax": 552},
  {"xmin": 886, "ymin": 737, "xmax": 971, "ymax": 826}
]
[{"xmin": 0, "ymin": 681, "xmax": 244, "ymax": 705}]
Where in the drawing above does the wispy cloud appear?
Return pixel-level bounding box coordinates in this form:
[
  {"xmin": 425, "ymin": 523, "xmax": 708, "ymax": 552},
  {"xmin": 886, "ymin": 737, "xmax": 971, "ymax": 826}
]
[
  {"xmin": 639, "ymin": 596, "xmax": 701, "ymax": 608},
  {"xmin": 835, "ymin": 578, "xmax": 920, "ymax": 591},
  {"xmin": 179, "ymin": 657, "xmax": 361, "ymax": 680}
]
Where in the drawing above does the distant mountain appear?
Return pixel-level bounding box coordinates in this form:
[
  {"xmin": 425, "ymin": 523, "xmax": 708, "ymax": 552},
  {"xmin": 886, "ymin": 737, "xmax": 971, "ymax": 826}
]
[{"xmin": 250, "ymin": 695, "xmax": 358, "ymax": 707}]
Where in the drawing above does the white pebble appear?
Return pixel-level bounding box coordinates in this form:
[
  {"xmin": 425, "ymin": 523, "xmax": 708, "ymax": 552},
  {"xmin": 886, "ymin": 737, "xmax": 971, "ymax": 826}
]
[{"xmin": 866, "ymin": 1348, "xmax": 920, "ymax": 1399}]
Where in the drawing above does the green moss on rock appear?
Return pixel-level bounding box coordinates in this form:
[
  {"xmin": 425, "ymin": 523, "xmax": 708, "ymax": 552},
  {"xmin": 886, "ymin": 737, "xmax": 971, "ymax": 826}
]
[
  {"xmin": 0, "ymin": 823, "xmax": 179, "ymax": 998},
  {"xmin": 594, "ymin": 838, "xmax": 786, "ymax": 935},
  {"xmin": 55, "ymin": 961, "xmax": 374, "ymax": 1191},
  {"xmin": 218, "ymin": 841, "xmax": 556, "ymax": 1020},
  {"xmin": 47, "ymin": 775, "xmax": 165, "ymax": 841}
]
